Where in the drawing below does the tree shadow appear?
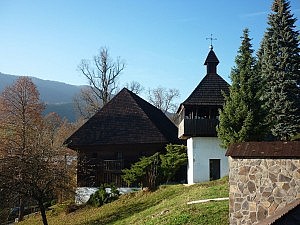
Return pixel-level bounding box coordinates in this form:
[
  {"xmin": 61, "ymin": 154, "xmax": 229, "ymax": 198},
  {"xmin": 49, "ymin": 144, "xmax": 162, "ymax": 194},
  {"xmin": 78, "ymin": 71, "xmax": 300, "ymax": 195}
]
[
  {"xmin": 81, "ymin": 201, "xmax": 151, "ymax": 225},
  {"xmin": 80, "ymin": 187, "xmax": 180, "ymax": 225}
]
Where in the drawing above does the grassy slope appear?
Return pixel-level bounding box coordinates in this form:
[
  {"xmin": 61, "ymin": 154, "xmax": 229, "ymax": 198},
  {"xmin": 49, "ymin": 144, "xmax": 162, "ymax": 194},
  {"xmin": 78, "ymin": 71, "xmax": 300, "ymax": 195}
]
[{"xmin": 20, "ymin": 177, "xmax": 229, "ymax": 225}]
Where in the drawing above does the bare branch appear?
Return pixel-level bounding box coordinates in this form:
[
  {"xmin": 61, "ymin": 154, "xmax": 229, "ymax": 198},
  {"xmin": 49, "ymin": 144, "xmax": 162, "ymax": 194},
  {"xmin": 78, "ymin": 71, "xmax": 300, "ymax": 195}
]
[
  {"xmin": 125, "ymin": 81, "xmax": 144, "ymax": 94},
  {"xmin": 147, "ymin": 86, "xmax": 180, "ymax": 122},
  {"xmin": 76, "ymin": 47, "xmax": 125, "ymax": 119}
]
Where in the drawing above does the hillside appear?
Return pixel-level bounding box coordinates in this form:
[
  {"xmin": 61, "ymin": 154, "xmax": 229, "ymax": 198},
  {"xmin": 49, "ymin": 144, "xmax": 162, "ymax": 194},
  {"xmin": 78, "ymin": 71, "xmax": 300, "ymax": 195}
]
[
  {"xmin": 44, "ymin": 102, "xmax": 77, "ymax": 122},
  {"xmin": 0, "ymin": 72, "xmax": 85, "ymax": 121},
  {"xmin": 0, "ymin": 72, "xmax": 84, "ymax": 104},
  {"xmin": 19, "ymin": 177, "xmax": 229, "ymax": 225}
]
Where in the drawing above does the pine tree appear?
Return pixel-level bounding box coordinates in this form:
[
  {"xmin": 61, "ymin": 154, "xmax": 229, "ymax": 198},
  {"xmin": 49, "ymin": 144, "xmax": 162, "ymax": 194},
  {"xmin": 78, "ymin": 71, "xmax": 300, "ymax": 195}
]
[
  {"xmin": 217, "ymin": 28, "xmax": 266, "ymax": 148},
  {"xmin": 259, "ymin": 0, "xmax": 300, "ymax": 140}
]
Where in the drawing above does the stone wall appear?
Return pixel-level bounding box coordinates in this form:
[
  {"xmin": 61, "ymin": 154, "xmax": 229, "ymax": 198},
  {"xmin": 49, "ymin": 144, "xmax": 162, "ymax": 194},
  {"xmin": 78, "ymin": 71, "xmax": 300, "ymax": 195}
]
[{"xmin": 229, "ymin": 157, "xmax": 300, "ymax": 225}]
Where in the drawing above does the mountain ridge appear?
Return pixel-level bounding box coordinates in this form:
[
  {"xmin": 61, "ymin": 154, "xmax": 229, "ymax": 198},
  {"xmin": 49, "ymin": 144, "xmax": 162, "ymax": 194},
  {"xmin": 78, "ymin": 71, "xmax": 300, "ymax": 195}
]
[
  {"xmin": 0, "ymin": 72, "xmax": 85, "ymax": 121},
  {"xmin": 0, "ymin": 72, "xmax": 85, "ymax": 104}
]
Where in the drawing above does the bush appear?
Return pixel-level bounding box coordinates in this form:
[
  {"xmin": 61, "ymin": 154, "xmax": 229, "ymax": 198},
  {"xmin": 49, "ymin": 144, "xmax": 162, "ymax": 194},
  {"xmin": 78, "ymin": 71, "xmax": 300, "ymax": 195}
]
[
  {"xmin": 122, "ymin": 144, "xmax": 187, "ymax": 190},
  {"xmin": 122, "ymin": 153, "xmax": 160, "ymax": 190},
  {"xmin": 87, "ymin": 184, "xmax": 120, "ymax": 207},
  {"xmin": 65, "ymin": 203, "xmax": 82, "ymax": 214},
  {"xmin": 160, "ymin": 144, "xmax": 187, "ymax": 183}
]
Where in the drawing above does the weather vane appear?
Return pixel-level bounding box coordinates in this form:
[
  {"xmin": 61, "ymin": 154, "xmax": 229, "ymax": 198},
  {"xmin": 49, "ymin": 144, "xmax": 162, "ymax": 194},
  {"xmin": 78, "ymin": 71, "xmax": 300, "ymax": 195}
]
[{"xmin": 206, "ymin": 34, "xmax": 217, "ymax": 49}]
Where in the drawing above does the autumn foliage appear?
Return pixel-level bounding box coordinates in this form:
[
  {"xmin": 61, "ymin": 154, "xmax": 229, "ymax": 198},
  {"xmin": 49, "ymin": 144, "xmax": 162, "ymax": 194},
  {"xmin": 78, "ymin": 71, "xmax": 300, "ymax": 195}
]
[{"xmin": 0, "ymin": 77, "xmax": 77, "ymax": 225}]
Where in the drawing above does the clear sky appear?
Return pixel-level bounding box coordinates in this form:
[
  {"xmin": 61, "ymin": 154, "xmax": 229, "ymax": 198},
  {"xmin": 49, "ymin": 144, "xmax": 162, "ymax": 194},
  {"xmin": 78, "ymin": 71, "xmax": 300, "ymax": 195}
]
[{"xmin": 0, "ymin": 0, "xmax": 299, "ymax": 102}]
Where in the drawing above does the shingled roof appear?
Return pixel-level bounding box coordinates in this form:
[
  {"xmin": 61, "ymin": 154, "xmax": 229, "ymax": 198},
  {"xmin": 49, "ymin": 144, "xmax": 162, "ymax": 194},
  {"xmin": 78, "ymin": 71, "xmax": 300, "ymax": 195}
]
[
  {"xmin": 182, "ymin": 73, "xmax": 229, "ymax": 106},
  {"xmin": 179, "ymin": 49, "xmax": 229, "ymax": 108},
  {"xmin": 204, "ymin": 49, "xmax": 219, "ymax": 65},
  {"xmin": 226, "ymin": 141, "xmax": 300, "ymax": 158},
  {"xmin": 65, "ymin": 88, "xmax": 180, "ymax": 149},
  {"xmin": 258, "ymin": 199, "xmax": 300, "ymax": 225}
]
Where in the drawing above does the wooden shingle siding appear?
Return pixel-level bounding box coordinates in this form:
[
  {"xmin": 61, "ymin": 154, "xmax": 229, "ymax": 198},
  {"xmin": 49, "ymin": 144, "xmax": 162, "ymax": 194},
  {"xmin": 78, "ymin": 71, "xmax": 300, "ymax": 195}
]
[
  {"xmin": 66, "ymin": 88, "xmax": 181, "ymax": 148},
  {"xmin": 182, "ymin": 73, "xmax": 229, "ymax": 107}
]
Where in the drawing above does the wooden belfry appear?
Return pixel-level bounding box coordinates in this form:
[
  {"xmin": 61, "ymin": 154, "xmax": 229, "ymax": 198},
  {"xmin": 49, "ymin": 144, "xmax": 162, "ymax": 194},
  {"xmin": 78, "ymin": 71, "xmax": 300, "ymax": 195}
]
[
  {"xmin": 176, "ymin": 37, "xmax": 230, "ymax": 183},
  {"xmin": 177, "ymin": 35, "xmax": 227, "ymax": 139}
]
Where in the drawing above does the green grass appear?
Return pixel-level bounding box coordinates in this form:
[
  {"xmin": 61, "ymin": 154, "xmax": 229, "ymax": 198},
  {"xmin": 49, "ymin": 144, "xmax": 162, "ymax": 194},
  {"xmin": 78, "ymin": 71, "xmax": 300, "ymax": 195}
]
[{"xmin": 19, "ymin": 177, "xmax": 229, "ymax": 225}]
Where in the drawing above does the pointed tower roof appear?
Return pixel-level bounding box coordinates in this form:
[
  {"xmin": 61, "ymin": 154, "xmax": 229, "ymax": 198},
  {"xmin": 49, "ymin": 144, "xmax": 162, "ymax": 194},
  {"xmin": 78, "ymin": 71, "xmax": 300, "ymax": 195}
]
[
  {"xmin": 204, "ymin": 47, "xmax": 219, "ymax": 65},
  {"xmin": 66, "ymin": 88, "xmax": 180, "ymax": 149},
  {"xmin": 182, "ymin": 73, "xmax": 229, "ymax": 106},
  {"xmin": 178, "ymin": 47, "xmax": 229, "ymax": 109}
]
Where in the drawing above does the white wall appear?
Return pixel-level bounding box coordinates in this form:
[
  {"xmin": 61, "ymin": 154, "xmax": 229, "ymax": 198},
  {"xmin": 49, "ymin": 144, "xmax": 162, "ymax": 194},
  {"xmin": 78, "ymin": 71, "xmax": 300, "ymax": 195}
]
[
  {"xmin": 187, "ymin": 137, "xmax": 228, "ymax": 184},
  {"xmin": 75, "ymin": 187, "xmax": 99, "ymax": 204}
]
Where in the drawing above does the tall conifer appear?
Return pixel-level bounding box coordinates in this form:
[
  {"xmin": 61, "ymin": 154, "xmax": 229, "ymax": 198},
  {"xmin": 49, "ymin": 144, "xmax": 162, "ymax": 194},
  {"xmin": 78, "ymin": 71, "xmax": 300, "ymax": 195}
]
[
  {"xmin": 217, "ymin": 29, "xmax": 266, "ymax": 148},
  {"xmin": 259, "ymin": 0, "xmax": 300, "ymax": 140}
]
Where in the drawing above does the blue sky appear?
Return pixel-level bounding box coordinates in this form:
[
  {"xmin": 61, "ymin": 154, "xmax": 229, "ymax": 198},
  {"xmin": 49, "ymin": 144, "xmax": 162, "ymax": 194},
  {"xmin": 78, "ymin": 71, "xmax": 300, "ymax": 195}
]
[{"xmin": 0, "ymin": 0, "xmax": 299, "ymax": 102}]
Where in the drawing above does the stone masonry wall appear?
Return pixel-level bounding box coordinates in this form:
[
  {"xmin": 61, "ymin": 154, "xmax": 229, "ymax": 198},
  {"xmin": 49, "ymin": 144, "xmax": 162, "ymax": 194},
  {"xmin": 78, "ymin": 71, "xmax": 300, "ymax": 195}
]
[{"xmin": 229, "ymin": 157, "xmax": 300, "ymax": 225}]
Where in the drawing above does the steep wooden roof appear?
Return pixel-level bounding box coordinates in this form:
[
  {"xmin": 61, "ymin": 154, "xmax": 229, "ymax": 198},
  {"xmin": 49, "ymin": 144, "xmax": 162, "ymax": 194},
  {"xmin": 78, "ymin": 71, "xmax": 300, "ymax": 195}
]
[
  {"xmin": 178, "ymin": 49, "xmax": 229, "ymax": 110},
  {"xmin": 204, "ymin": 49, "xmax": 219, "ymax": 65},
  {"xmin": 181, "ymin": 73, "xmax": 229, "ymax": 107},
  {"xmin": 65, "ymin": 88, "xmax": 180, "ymax": 149}
]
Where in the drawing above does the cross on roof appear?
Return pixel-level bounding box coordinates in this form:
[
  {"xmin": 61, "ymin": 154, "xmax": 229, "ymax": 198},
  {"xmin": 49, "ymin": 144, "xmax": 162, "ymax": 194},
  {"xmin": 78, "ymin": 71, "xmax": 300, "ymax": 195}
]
[{"xmin": 206, "ymin": 34, "xmax": 217, "ymax": 49}]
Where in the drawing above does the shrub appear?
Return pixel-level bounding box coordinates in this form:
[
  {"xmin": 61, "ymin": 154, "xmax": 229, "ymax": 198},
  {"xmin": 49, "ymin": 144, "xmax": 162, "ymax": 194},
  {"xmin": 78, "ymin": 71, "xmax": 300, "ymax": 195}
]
[
  {"xmin": 122, "ymin": 153, "xmax": 160, "ymax": 190},
  {"xmin": 122, "ymin": 144, "xmax": 187, "ymax": 190},
  {"xmin": 87, "ymin": 184, "xmax": 120, "ymax": 207},
  {"xmin": 160, "ymin": 144, "xmax": 187, "ymax": 183},
  {"xmin": 65, "ymin": 203, "xmax": 81, "ymax": 214}
]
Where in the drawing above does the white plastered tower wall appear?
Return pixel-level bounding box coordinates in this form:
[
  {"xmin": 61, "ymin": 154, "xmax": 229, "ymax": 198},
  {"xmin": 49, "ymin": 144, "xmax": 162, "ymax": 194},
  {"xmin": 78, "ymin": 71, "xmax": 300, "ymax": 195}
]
[{"xmin": 187, "ymin": 137, "xmax": 228, "ymax": 184}]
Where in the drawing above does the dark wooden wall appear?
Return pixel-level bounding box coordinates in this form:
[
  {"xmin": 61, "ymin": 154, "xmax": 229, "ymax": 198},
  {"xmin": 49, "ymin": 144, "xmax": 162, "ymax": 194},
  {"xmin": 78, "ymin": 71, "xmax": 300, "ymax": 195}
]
[{"xmin": 76, "ymin": 143, "xmax": 168, "ymax": 187}]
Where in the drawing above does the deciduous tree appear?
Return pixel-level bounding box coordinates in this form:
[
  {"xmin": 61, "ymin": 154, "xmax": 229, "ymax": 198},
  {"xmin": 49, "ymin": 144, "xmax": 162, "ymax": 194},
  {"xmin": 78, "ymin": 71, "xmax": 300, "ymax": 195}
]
[
  {"xmin": 147, "ymin": 86, "xmax": 180, "ymax": 123},
  {"xmin": 125, "ymin": 81, "xmax": 144, "ymax": 94},
  {"xmin": 0, "ymin": 77, "xmax": 74, "ymax": 225},
  {"xmin": 0, "ymin": 76, "xmax": 45, "ymax": 222},
  {"xmin": 43, "ymin": 113, "xmax": 78, "ymax": 203},
  {"xmin": 75, "ymin": 47, "xmax": 125, "ymax": 119}
]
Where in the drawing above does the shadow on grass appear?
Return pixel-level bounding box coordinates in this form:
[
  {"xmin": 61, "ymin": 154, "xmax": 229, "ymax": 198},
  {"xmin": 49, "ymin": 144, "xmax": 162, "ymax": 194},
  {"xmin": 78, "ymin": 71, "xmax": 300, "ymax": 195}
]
[
  {"xmin": 80, "ymin": 201, "xmax": 151, "ymax": 225},
  {"xmin": 80, "ymin": 188, "xmax": 179, "ymax": 225}
]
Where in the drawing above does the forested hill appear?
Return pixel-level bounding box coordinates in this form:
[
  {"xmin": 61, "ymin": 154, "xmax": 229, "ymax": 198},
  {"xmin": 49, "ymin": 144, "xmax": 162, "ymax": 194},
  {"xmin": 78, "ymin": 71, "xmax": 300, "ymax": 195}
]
[
  {"xmin": 0, "ymin": 72, "xmax": 84, "ymax": 104},
  {"xmin": 0, "ymin": 72, "xmax": 85, "ymax": 121}
]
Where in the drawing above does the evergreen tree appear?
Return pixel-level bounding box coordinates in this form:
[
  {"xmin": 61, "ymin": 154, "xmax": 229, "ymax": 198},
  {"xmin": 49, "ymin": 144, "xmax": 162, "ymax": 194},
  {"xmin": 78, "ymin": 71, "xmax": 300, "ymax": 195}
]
[
  {"xmin": 217, "ymin": 28, "xmax": 266, "ymax": 148},
  {"xmin": 259, "ymin": 0, "xmax": 300, "ymax": 140}
]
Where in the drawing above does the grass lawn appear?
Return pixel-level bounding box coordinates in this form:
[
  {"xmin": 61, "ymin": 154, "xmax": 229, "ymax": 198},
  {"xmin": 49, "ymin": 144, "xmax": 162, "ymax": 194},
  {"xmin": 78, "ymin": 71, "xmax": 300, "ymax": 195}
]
[{"xmin": 19, "ymin": 177, "xmax": 229, "ymax": 225}]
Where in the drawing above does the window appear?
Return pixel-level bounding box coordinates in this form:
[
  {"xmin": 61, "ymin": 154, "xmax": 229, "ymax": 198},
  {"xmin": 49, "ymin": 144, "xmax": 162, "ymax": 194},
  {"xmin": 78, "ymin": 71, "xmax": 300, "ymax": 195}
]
[{"xmin": 116, "ymin": 152, "xmax": 123, "ymax": 160}]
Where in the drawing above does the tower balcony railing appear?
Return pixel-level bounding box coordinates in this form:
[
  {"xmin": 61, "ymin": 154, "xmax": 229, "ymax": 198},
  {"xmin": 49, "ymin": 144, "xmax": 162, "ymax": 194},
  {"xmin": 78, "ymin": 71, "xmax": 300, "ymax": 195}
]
[{"xmin": 178, "ymin": 118, "xmax": 219, "ymax": 139}]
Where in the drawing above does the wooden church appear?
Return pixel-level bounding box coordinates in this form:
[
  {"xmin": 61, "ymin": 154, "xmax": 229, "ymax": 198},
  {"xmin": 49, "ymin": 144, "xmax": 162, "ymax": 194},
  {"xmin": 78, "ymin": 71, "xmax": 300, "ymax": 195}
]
[
  {"xmin": 65, "ymin": 88, "xmax": 184, "ymax": 188},
  {"xmin": 177, "ymin": 45, "xmax": 230, "ymax": 184}
]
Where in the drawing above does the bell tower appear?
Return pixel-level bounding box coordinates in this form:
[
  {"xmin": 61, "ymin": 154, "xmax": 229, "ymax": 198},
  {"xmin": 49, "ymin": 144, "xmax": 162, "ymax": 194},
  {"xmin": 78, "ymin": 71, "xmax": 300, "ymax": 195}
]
[{"xmin": 177, "ymin": 40, "xmax": 230, "ymax": 184}]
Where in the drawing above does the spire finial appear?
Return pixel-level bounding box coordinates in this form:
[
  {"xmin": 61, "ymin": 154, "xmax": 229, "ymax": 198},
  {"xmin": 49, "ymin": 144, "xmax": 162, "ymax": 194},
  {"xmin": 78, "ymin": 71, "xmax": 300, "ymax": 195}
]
[{"xmin": 206, "ymin": 34, "xmax": 217, "ymax": 50}]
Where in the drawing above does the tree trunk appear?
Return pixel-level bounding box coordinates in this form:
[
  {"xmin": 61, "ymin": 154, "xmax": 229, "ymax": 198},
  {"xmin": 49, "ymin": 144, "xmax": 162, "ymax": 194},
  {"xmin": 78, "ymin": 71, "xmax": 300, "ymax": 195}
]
[
  {"xmin": 18, "ymin": 197, "xmax": 25, "ymax": 222},
  {"xmin": 38, "ymin": 200, "xmax": 48, "ymax": 225}
]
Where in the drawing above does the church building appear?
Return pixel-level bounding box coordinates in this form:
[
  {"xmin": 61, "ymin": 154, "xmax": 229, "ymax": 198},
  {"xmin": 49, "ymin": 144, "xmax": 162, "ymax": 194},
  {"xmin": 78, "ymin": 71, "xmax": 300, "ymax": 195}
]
[
  {"xmin": 177, "ymin": 44, "xmax": 230, "ymax": 184},
  {"xmin": 65, "ymin": 88, "xmax": 185, "ymax": 188}
]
